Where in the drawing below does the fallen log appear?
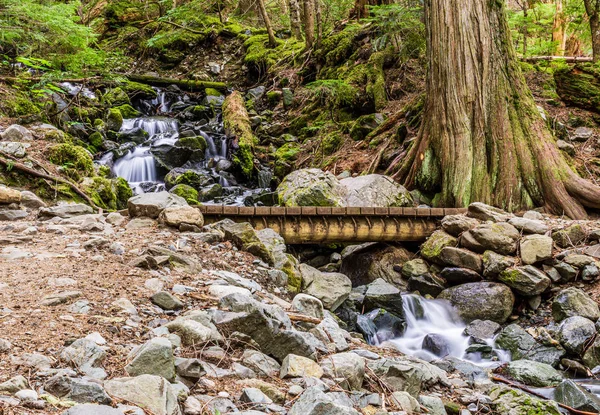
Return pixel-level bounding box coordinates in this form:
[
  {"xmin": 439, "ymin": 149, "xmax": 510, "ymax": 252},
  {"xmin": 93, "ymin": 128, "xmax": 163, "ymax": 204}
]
[
  {"xmin": 0, "ymin": 151, "xmax": 99, "ymax": 210},
  {"xmin": 123, "ymin": 74, "xmax": 228, "ymax": 92},
  {"xmin": 521, "ymin": 56, "xmax": 593, "ymax": 63}
]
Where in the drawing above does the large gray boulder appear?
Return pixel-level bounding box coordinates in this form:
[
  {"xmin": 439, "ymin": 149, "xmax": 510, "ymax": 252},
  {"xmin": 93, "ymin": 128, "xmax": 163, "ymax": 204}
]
[
  {"xmin": 437, "ymin": 282, "xmax": 514, "ymax": 323},
  {"xmin": 213, "ymin": 220, "xmax": 274, "ymax": 265},
  {"xmin": 125, "ymin": 337, "xmax": 176, "ymax": 382},
  {"xmin": 554, "ymin": 380, "xmax": 600, "ymax": 412},
  {"xmin": 320, "ymin": 353, "xmax": 365, "ymax": 390},
  {"xmin": 498, "ymin": 266, "xmax": 551, "ymax": 296},
  {"xmin": 277, "ymin": 169, "xmax": 347, "ymax": 207},
  {"xmin": 460, "ymin": 222, "xmax": 520, "ymax": 255},
  {"xmin": 558, "ymin": 316, "xmax": 596, "ymax": 355},
  {"xmin": 489, "ymin": 385, "xmax": 561, "ymax": 415},
  {"xmin": 495, "ymin": 324, "xmax": 564, "ymax": 366},
  {"xmin": 438, "ymin": 247, "xmax": 482, "ymax": 272},
  {"xmin": 45, "ymin": 374, "xmax": 111, "ymax": 405},
  {"xmin": 339, "ymin": 174, "xmax": 412, "ymax": 207},
  {"xmin": 299, "ymin": 264, "xmax": 351, "ymax": 311},
  {"xmin": 552, "ymin": 287, "xmax": 600, "ymax": 322},
  {"xmin": 104, "ymin": 375, "xmax": 181, "ymax": 415},
  {"xmin": 127, "ymin": 192, "xmax": 187, "ymax": 218},
  {"xmin": 519, "ymin": 235, "xmax": 553, "ymax": 265},
  {"xmin": 505, "ymin": 359, "xmax": 562, "ymax": 387},
  {"xmin": 441, "ymin": 215, "xmax": 480, "ymax": 236},
  {"xmin": 467, "ymin": 202, "xmax": 513, "ymax": 222}
]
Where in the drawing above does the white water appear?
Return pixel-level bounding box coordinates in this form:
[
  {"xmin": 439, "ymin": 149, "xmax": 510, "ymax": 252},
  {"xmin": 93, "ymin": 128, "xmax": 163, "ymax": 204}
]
[
  {"xmin": 149, "ymin": 89, "xmax": 171, "ymax": 113},
  {"xmin": 113, "ymin": 146, "xmax": 158, "ymax": 184},
  {"xmin": 389, "ymin": 295, "xmax": 510, "ymax": 367},
  {"xmin": 59, "ymin": 82, "xmax": 96, "ymax": 100},
  {"xmin": 122, "ymin": 117, "xmax": 179, "ymax": 145}
]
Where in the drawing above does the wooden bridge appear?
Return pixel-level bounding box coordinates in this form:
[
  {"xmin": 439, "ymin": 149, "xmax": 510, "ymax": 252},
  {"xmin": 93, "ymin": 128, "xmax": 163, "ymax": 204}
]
[{"xmin": 197, "ymin": 205, "xmax": 466, "ymax": 244}]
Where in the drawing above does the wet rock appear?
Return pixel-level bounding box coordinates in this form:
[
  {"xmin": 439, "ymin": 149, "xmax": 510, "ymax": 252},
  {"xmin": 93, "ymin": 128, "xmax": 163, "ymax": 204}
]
[
  {"xmin": 552, "ymin": 287, "xmax": 600, "ymax": 322},
  {"xmin": 422, "ymin": 333, "xmax": 451, "ymax": 358},
  {"xmin": 554, "ymin": 379, "xmax": 600, "ymax": 412},
  {"xmin": 552, "ymin": 224, "xmax": 587, "ymax": 248},
  {"xmin": 288, "ymin": 387, "xmax": 360, "ymax": 415},
  {"xmin": 495, "ymin": 324, "xmax": 564, "ymax": 366},
  {"xmin": 464, "ymin": 320, "xmax": 501, "ymax": 344},
  {"xmin": 401, "ymin": 259, "xmax": 430, "ymax": 279},
  {"xmin": 498, "ymin": 266, "xmax": 551, "ymax": 296},
  {"xmin": 367, "ymin": 308, "xmax": 406, "ymax": 343},
  {"xmin": 340, "ymin": 243, "xmax": 412, "ymax": 287},
  {"xmin": 460, "ymin": 222, "xmax": 520, "ymax": 255},
  {"xmin": 125, "ymin": 337, "xmax": 176, "ymax": 382},
  {"xmin": 291, "ymin": 294, "xmax": 324, "ymax": 319},
  {"xmin": 489, "ymin": 385, "xmax": 560, "ymax": 415},
  {"xmin": 438, "ymin": 247, "xmax": 482, "ymax": 272},
  {"xmin": 242, "ymin": 350, "xmax": 281, "ymax": 377},
  {"xmin": 508, "ymin": 217, "xmax": 549, "ymax": 234},
  {"xmin": 104, "ymin": 375, "xmax": 181, "ymax": 415},
  {"xmin": 158, "ymin": 206, "xmax": 203, "ymax": 228},
  {"xmin": 408, "ymin": 273, "xmax": 446, "ymax": 297},
  {"xmin": 45, "ymin": 374, "xmax": 111, "ymax": 404},
  {"xmin": 558, "ymin": 316, "xmax": 596, "ymax": 355},
  {"xmin": 277, "ymin": 169, "xmax": 347, "ymax": 207},
  {"xmin": 482, "ymin": 251, "xmax": 516, "ymax": 278},
  {"xmin": 441, "ymin": 215, "xmax": 480, "ymax": 237},
  {"xmin": 339, "ymin": 174, "xmax": 412, "ymax": 207},
  {"xmin": 437, "ymin": 282, "xmax": 514, "ymax": 323},
  {"xmin": 128, "ymin": 192, "xmax": 187, "ymax": 219},
  {"xmin": 39, "ymin": 203, "xmax": 93, "ymax": 219},
  {"xmin": 299, "ymin": 264, "xmax": 351, "ymax": 311},
  {"xmin": 362, "ymin": 278, "xmax": 405, "ymax": 316},
  {"xmin": 420, "ymin": 230, "xmax": 458, "ymax": 264},
  {"xmin": 519, "ymin": 235, "xmax": 553, "ymax": 265},
  {"xmin": 505, "ymin": 359, "xmax": 562, "ymax": 387},
  {"xmin": 440, "ymin": 268, "xmax": 482, "ymax": 285},
  {"xmin": 467, "ymin": 202, "xmax": 513, "ymax": 222},
  {"xmin": 320, "ymin": 353, "xmax": 365, "ymax": 390},
  {"xmin": 280, "ymin": 354, "xmax": 323, "ymax": 378},
  {"xmin": 151, "ymin": 291, "xmax": 184, "ymax": 310}
]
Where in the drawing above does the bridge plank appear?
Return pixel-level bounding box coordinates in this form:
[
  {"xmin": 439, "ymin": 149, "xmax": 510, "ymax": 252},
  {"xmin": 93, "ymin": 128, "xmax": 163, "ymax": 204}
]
[
  {"xmin": 417, "ymin": 208, "xmax": 431, "ymax": 217},
  {"xmin": 301, "ymin": 207, "xmax": 317, "ymax": 215},
  {"xmin": 223, "ymin": 206, "xmax": 239, "ymax": 215},
  {"xmin": 346, "ymin": 207, "xmax": 361, "ymax": 215},
  {"xmin": 361, "ymin": 207, "xmax": 375, "ymax": 215},
  {"xmin": 205, "ymin": 205, "xmax": 224, "ymax": 215},
  {"xmin": 403, "ymin": 207, "xmax": 417, "ymax": 216},
  {"xmin": 374, "ymin": 207, "xmax": 389, "ymax": 216},
  {"xmin": 238, "ymin": 207, "xmax": 255, "ymax": 215},
  {"xmin": 430, "ymin": 208, "xmax": 444, "ymax": 216},
  {"xmin": 271, "ymin": 207, "xmax": 287, "ymax": 215},
  {"xmin": 331, "ymin": 207, "xmax": 346, "ymax": 215},
  {"xmin": 285, "ymin": 207, "xmax": 301, "ymax": 215},
  {"xmin": 388, "ymin": 207, "xmax": 403, "ymax": 216},
  {"xmin": 255, "ymin": 207, "xmax": 271, "ymax": 215},
  {"xmin": 316, "ymin": 207, "xmax": 333, "ymax": 215}
]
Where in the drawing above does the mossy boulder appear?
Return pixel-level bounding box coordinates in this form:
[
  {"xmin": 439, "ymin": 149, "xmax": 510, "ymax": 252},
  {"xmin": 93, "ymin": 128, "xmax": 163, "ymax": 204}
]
[
  {"xmin": 349, "ymin": 113, "xmax": 385, "ymax": 141},
  {"xmin": 489, "ymin": 385, "xmax": 561, "ymax": 415},
  {"xmin": 277, "ymin": 168, "xmax": 347, "ymax": 207},
  {"xmin": 170, "ymin": 184, "xmax": 199, "ymax": 205},
  {"xmin": 178, "ymin": 135, "xmax": 207, "ymax": 151},
  {"xmin": 420, "ymin": 230, "xmax": 457, "ymax": 264},
  {"xmin": 82, "ymin": 177, "xmax": 132, "ymax": 211},
  {"xmin": 106, "ymin": 108, "xmax": 124, "ymax": 132},
  {"xmin": 120, "ymin": 81, "xmax": 157, "ymax": 100},
  {"xmin": 88, "ymin": 132, "xmax": 104, "ymax": 149},
  {"xmin": 266, "ymin": 90, "xmax": 282, "ymax": 105},
  {"xmin": 102, "ymin": 87, "xmax": 131, "ymax": 107},
  {"xmin": 321, "ymin": 131, "xmax": 343, "ymax": 155},
  {"xmin": 48, "ymin": 143, "xmax": 94, "ymax": 182},
  {"xmin": 438, "ymin": 282, "xmax": 514, "ymax": 324},
  {"xmin": 198, "ymin": 183, "xmax": 223, "ymax": 202},
  {"xmin": 554, "ymin": 64, "xmax": 600, "ymax": 114},
  {"xmin": 205, "ymin": 88, "xmax": 224, "ymax": 98},
  {"xmin": 504, "ymin": 360, "xmax": 562, "ymax": 387},
  {"xmin": 113, "ymin": 104, "xmax": 141, "ymax": 119},
  {"xmin": 552, "ymin": 287, "xmax": 600, "ymax": 322},
  {"xmin": 164, "ymin": 168, "xmax": 214, "ymax": 190},
  {"xmin": 274, "ymin": 142, "xmax": 300, "ymax": 163},
  {"xmin": 151, "ymin": 136, "xmax": 207, "ymax": 170}
]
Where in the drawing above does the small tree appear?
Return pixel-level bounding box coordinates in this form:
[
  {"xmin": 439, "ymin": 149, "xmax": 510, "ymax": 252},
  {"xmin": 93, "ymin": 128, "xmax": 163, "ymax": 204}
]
[
  {"xmin": 289, "ymin": 0, "xmax": 303, "ymax": 39},
  {"xmin": 257, "ymin": 0, "xmax": 277, "ymax": 48},
  {"xmin": 583, "ymin": 0, "xmax": 600, "ymax": 61},
  {"xmin": 303, "ymin": 0, "xmax": 315, "ymax": 48}
]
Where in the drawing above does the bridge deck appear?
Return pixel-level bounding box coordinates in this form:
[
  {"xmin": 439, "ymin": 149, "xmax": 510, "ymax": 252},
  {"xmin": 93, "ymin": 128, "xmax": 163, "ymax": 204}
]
[{"xmin": 196, "ymin": 206, "xmax": 465, "ymax": 244}]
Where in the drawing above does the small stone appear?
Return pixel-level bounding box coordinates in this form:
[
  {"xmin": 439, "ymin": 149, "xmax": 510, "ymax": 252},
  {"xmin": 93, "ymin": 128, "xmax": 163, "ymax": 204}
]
[
  {"xmin": 150, "ymin": 291, "xmax": 184, "ymax": 310},
  {"xmin": 240, "ymin": 388, "xmax": 273, "ymax": 405},
  {"xmin": 280, "ymin": 354, "xmax": 324, "ymax": 378},
  {"xmin": 519, "ymin": 235, "xmax": 553, "ymax": 265}
]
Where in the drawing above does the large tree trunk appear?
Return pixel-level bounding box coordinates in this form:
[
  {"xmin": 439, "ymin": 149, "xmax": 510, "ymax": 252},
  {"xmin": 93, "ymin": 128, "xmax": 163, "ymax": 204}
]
[
  {"xmin": 257, "ymin": 0, "xmax": 277, "ymax": 48},
  {"xmin": 552, "ymin": 0, "xmax": 566, "ymax": 55},
  {"xmin": 395, "ymin": 0, "xmax": 600, "ymax": 219},
  {"xmin": 289, "ymin": 0, "xmax": 303, "ymax": 40},
  {"xmin": 303, "ymin": 0, "xmax": 315, "ymax": 49},
  {"xmin": 584, "ymin": 0, "xmax": 600, "ymax": 62}
]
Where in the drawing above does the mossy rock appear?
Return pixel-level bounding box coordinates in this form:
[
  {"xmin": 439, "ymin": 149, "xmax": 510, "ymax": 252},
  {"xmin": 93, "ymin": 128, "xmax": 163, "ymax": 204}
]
[
  {"xmin": 83, "ymin": 176, "xmax": 131, "ymax": 211},
  {"xmin": 198, "ymin": 183, "xmax": 223, "ymax": 202},
  {"xmin": 48, "ymin": 143, "xmax": 94, "ymax": 182},
  {"xmin": 420, "ymin": 230, "xmax": 458, "ymax": 264},
  {"xmin": 113, "ymin": 104, "xmax": 141, "ymax": 119},
  {"xmin": 164, "ymin": 168, "xmax": 214, "ymax": 190},
  {"xmin": 349, "ymin": 113, "xmax": 385, "ymax": 141},
  {"xmin": 266, "ymin": 90, "xmax": 282, "ymax": 105},
  {"xmin": 106, "ymin": 108, "xmax": 124, "ymax": 132},
  {"xmin": 102, "ymin": 87, "xmax": 131, "ymax": 107},
  {"xmin": 274, "ymin": 142, "xmax": 300, "ymax": 163},
  {"xmin": 321, "ymin": 131, "xmax": 343, "ymax": 155},
  {"xmin": 178, "ymin": 135, "xmax": 207, "ymax": 151},
  {"xmin": 88, "ymin": 132, "xmax": 104, "ymax": 149},
  {"xmin": 205, "ymin": 88, "xmax": 224, "ymax": 97},
  {"xmin": 223, "ymin": 91, "xmax": 258, "ymax": 179},
  {"xmin": 115, "ymin": 177, "xmax": 133, "ymax": 210},
  {"xmin": 170, "ymin": 184, "xmax": 200, "ymax": 204},
  {"xmin": 244, "ymin": 34, "xmax": 305, "ymax": 74},
  {"xmin": 120, "ymin": 81, "xmax": 157, "ymax": 100}
]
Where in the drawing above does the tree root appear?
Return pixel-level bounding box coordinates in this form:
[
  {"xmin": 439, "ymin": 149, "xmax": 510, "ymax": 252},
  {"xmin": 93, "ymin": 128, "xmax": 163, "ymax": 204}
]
[{"xmin": 0, "ymin": 151, "xmax": 100, "ymax": 211}]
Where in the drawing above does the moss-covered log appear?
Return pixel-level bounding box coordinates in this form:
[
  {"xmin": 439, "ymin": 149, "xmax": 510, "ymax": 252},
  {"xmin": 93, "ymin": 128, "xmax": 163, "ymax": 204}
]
[
  {"xmin": 222, "ymin": 91, "xmax": 258, "ymax": 179},
  {"xmin": 395, "ymin": 0, "xmax": 600, "ymax": 219},
  {"xmin": 124, "ymin": 75, "xmax": 227, "ymax": 92},
  {"xmin": 554, "ymin": 64, "xmax": 600, "ymax": 113}
]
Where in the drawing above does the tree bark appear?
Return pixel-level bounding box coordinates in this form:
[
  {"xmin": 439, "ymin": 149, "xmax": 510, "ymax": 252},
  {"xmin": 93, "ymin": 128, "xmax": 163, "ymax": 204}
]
[
  {"xmin": 315, "ymin": 0, "xmax": 322, "ymax": 49},
  {"xmin": 552, "ymin": 0, "xmax": 566, "ymax": 55},
  {"xmin": 303, "ymin": 0, "xmax": 315, "ymax": 49},
  {"xmin": 289, "ymin": 0, "xmax": 303, "ymax": 40},
  {"xmin": 257, "ymin": 0, "xmax": 277, "ymax": 48},
  {"xmin": 584, "ymin": 0, "xmax": 600, "ymax": 62},
  {"xmin": 395, "ymin": 0, "xmax": 600, "ymax": 219}
]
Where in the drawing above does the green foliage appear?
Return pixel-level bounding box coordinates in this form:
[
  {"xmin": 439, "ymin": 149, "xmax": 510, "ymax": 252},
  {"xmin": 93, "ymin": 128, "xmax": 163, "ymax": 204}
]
[
  {"xmin": 305, "ymin": 80, "xmax": 358, "ymax": 111},
  {"xmin": 170, "ymin": 184, "xmax": 200, "ymax": 204},
  {"xmin": 316, "ymin": 25, "xmax": 361, "ymax": 66},
  {"xmin": 48, "ymin": 143, "xmax": 94, "ymax": 182},
  {"xmin": 1, "ymin": 0, "xmax": 105, "ymax": 73},
  {"xmin": 244, "ymin": 34, "xmax": 305, "ymax": 74}
]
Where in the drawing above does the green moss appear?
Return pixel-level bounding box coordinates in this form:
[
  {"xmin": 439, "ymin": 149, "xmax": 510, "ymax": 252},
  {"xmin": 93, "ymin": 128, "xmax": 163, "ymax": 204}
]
[
  {"xmin": 266, "ymin": 90, "xmax": 281, "ymax": 105},
  {"xmin": 244, "ymin": 34, "xmax": 305, "ymax": 73},
  {"xmin": 178, "ymin": 135, "xmax": 207, "ymax": 151},
  {"xmin": 88, "ymin": 132, "xmax": 104, "ymax": 149},
  {"xmin": 115, "ymin": 177, "xmax": 133, "ymax": 209},
  {"xmin": 106, "ymin": 108, "xmax": 123, "ymax": 131},
  {"xmin": 274, "ymin": 142, "xmax": 300, "ymax": 162},
  {"xmin": 102, "ymin": 87, "xmax": 130, "ymax": 107},
  {"xmin": 170, "ymin": 184, "xmax": 199, "ymax": 204},
  {"xmin": 223, "ymin": 91, "xmax": 257, "ymax": 179},
  {"xmin": 340, "ymin": 51, "xmax": 388, "ymax": 111},
  {"xmin": 85, "ymin": 177, "xmax": 117, "ymax": 210},
  {"xmin": 316, "ymin": 25, "xmax": 360, "ymax": 66},
  {"xmin": 120, "ymin": 81, "xmax": 157, "ymax": 99},
  {"xmin": 97, "ymin": 165, "xmax": 111, "ymax": 178},
  {"xmin": 321, "ymin": 131, "xmax": 342, "ymax": 155},
  {"xmin": 416, "ymin": 148, "xmax": 441, "ymax": 193},
  {"xmin": 113, "ymin": 104, "xmax": 141, "ymax": 118},
  {"xmin": 48, "ymin": 143, "xmax": 94, "ymax": 182},
  {"xmin": 205, "ymin": 88, "xmax": 223, "ymax": 97},
  {"xmin": 420, "ymin": 230, "xmax": 457, "ymax": 263}
]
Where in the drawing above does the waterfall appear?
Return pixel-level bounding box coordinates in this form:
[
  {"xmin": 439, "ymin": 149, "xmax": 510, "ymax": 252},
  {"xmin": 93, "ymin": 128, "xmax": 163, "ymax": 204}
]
[
  {"xmin": 122, "ymin": 117, "xmax": 178, "ymax": 138},
  {"xmin": 112, "ymin": 147, "xmax": 158, "ymax": 183},
  {"xmin": 149, "ymin": 88, "xmax": 171, "ymax": 113},
  {"xmin": 59, "ymin": 82, "xmax": 96, "ymax": 100}
]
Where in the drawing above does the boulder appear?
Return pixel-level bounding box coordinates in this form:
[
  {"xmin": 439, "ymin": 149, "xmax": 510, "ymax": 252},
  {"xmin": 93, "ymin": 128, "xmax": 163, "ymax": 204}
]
[
  {"xmin": 564, "ymin": 254, "xmax": 596, "ymax": 269},
  {"xmin": 45, "ymin": 374, "xmax": 111, "ymax": 405},
  {"xmin": 437, "ymin": 282, "xmax": 514, "ymax": 323},
  {"xmin": 519, "ymin": 235, "xmax": 553, "ymax": 265},
  {"xmin": 439, "ymin": 268, "xmax": 482, "ymax": 285},
  {"xmin": 60, "ymin": 338, "xmax": 107, "ymax": 379},
  {"xmin": 125, "ymin": 337, "xmax": 176, "ymax": 382},
  {"xmin": 508, "ymin": 217, "xmax": 549, "ymax": 234},
  {"xmin": 277, "ymin": 169, "xmax": 347, "ymax": 207},
  {"xmin": 300, "ymin": 264, "xmax": 351, "ymax": 311},
  {"xmin": 365, "ymin": 308, "xmax": 406, "ymax": 343},
  {"xmin": 288, "ymin": 387, "xmax": 360, "ymax": 415},
  {"xmin": 407, "ymin": 274, "xmax": 446, "ymax": 297},
  {"xmin": 39, "ymin": 203, "xmax": 94, "ymax": 219},
  {"xmin": 61, "ymin": 405, "xmax": 124, "ymax": 415},
  {"xmin": 420, "ymin": 231, "xmax": 458, "ymax": 264},
  {"xmin": 158, "ymin": 207, "xmax": 203, "ymax": 228},
  {"xmin": 489, "ymin": 385, "xmax": 560, "ymax": 415},
  {"xmin": 505, "ymin": 359, "xmax": 562, "ymax": 387},
  {"xmin": 554, "ymin": 379, "xmax": 600, "ymax": 412},
  {"xmin": 104, "ymin": 375, "xmax": 181, "ymax": 415},
  {"xmin": 1, "ymin": 125, "xmax": 33, "ymax": 141},
  {"xmin": 441, "ymin": 215, "xmax": 480, "ymax": 236},
  {"xmin": 362, "ymin": 278, "xmax": 405, "ymax": 316},
  {"xmin": 128, "ymin": 192, "xmax": 187, "ymax": 218},
  {"xmin": 495, "ymin": 324, "xmax": 564, "ymax": 366},
  {"xmin": 242, "ymin": 350, "xmax": 281, "ymax": 377},
  {"xmin": 214, "ymin": 221, "xmax": 274, "ymax": 265},
  {"xmin": 0, "ymin": 141, "xmax": 29, "ymax": 158},
  {"xmin": 552, "ymin": 224, "xmax": 587, "ymax": 248},
  {"xmin": 498, "ymin": 266, "xmax": 551, "ymax": 296},
  {"xmin": 165, "ymin": 315, "xmax": 223, "ymax": 346},
  {"xmin": 558, "ymin": 316, "xmax": 596, "ymax": 355},
  {"xmin": 460, "ymin": 222, "xmax": 520, "ymax": 255},
  {"xmin": 467, "ymin": 202, "xmax": 513, "ymax": 222},
  {"xmin": 422, "ymin": 333, "xmax": 451, "ymax": 358},
  {"xmin": 438, "ymin": 247, "xmax": 482, "ymax": 272},
  {"xmin": 20, "ymin": 191, "xmax": 46, "ymax": 209},
  {"xmin": 349, "ymin": 113, "xmax": 385, "ymax": 141},
  {"xmin": 339, "ymin": 174, "xmax": 412, "ymax": 207},
  {"xmin": 464, "ymin": 320, "xmax": 501, "ymax": 344},
  {"xmin": 320, "ymin": 353, "xmax": 365, "ymax": 390},
  {"xmin": 280, "ymin": 354, "xmax": 324, "ymax": 378},
  {"xmin": 391, "ymin": 391, "xmax": 420, "ymax": 414},
  {"xmin": 482, "ymin": 251, "xmax": 516, "ymax": 278},
  {"xmin": 401, "ymin": 259, "xmax": 430, "ymax": 279},
  {"xmin": 164, "ymin": 168, "xmax": 214, "ymax": 190},
  {"xmin": 339, "ymin": 243, "xmax": 413, "ymax": 287},
  {"xmin": 291, "ymin": 294, "xmax": 324, "ymax": 319},
  {"xmin": 552, "ymin": 287, "xmax": 600, "ymax": 322},
  {"xmin": 151, "ymin": 291, "xmax": 184, "ymax": 310}
]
